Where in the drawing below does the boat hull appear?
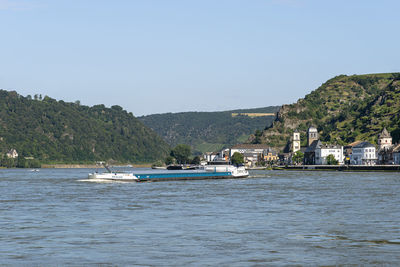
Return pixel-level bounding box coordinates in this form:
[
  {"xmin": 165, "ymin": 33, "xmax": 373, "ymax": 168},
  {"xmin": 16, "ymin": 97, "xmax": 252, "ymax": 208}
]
[
  {"xmin": 135, "ymin": 171, "xmax": 247, "ymax": 182},
  {"xmin": 88, "ymin": 172, "xmax": 138, "ymax": 181},
  {"xmin": 88, "ymin": 171, "xmax": 249, "ymax": 182}
]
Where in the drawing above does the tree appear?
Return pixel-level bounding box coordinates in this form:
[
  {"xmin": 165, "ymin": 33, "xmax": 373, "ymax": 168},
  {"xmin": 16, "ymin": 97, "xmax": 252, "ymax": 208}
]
[
  {"xmin": 17, "ymin": 157, "xmax": 28, "ymax": 168},
  {"xmin": 256, "ymin": 158, "xmax": 266, "ymax": 167},
  {"xmin": 292, "ymin": 151, "xmax": 304, "ymax": 165},
  {"xmin": 152, "ymin": 160, "xmax": 164, "ymax": 168},
  {"xmin": 231, "ymin": 152, "xmax": 244, "ymax": 166},
  {"xmin": 165, "ymin": 156, "xmax": 175, "ymax": 165},
  {"xmin": 252, "ymin": 129, "xmax": 263, "ymax": 144},
  {"xmin": 191, "ymin": 156, "xmax": 200, "ymax": 165},
  {"xmin": 170, "ymin": 144, "xmax": 191, "ymax": 164},
  {"xmin": 326, "ymin": 154, "xmax": 338, "ymax": 165}
]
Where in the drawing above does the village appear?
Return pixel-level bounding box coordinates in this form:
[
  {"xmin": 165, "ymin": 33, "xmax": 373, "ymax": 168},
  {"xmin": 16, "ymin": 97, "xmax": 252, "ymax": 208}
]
[
  {"xmin": 2, "ymin": 127, "xmax": 400, "ymax": 169},
  {"xmin": 203, "ymin": 127, "xmax": 400, "ymax": 168}
]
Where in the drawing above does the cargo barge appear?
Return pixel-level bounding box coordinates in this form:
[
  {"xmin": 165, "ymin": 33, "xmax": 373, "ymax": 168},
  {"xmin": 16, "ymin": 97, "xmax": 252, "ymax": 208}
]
[{"xmin": 88, "ymin": 162, "xmax": 249, "ymax": 182}]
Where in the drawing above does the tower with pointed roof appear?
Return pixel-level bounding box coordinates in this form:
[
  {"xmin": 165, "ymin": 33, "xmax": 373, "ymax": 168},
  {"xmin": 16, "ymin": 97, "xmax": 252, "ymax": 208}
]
[
  {"xmin": 378, "ymin": 128, "xmax": 392, "ymax": 150},
  {"xmin": 292, "ymin": 130, "xmax": 300, "ymax": 153},
  {"xmin": 307, "ymin": 126, "xmax": 318, "ymax": 147}
]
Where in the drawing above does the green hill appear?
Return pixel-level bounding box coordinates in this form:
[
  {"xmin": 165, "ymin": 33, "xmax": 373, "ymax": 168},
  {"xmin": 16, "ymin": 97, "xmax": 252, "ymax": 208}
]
[
  {"xmin": 259, "ymin": 73, "xmax": 400, "ymax": 151},
  {"xmin": 0, "ymin": 90, "xmax": 170, "ymax": 163},
  {"xmin": 138, "ymin": 106, "xmax": 280, "ymax": 154}
]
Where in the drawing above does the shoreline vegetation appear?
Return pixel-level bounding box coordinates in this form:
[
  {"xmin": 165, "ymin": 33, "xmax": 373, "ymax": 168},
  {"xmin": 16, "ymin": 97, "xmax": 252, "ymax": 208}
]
[{"xmin": 0, "ymin": 163, "xmax": 152, "ymax": 169}]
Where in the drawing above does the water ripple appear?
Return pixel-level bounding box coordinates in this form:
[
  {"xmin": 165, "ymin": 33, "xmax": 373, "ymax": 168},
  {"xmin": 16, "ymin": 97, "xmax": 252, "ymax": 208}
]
[{"xmin": 1, "ymin": 169, "xmax": 400, "ymax": 265}]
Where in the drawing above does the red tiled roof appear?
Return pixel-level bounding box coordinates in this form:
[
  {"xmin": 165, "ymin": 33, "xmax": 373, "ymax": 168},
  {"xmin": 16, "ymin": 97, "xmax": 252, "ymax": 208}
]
[
  {"xmin": 231, "ymin": 144, "xmax": 272, "ymax": 149},
  {"xmin": 392, "ymin": 144, "xmax": 400, "ymax": 153},
  {"xmin": 347, "ymin": 140, "xmax": 362, "ymax": 147}
]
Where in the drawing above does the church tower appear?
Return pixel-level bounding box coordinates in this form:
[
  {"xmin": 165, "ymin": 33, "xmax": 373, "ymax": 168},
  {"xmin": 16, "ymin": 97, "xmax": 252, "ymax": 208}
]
[
  {"xmin": 307, "ymin": 126, "xmax": 318, "ymax": 147},
  {"xmin": 378, "ymin": 128, "xmax": 392, "ymax": 150},
  {"xmin": 292, "ymin": 130, "xmax": 300, "ymax": 153}
]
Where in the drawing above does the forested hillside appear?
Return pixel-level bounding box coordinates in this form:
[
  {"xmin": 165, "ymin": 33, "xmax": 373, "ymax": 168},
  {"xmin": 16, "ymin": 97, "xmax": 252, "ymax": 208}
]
[
  {"xmin": 259, "ymin": 73, "xmax": 400, "ymax": 151},
  {"xmin": 0, "ymin": 90, "xmax": 169, "ymax": 163},
  {"xmin": 139, "ymin": 106, "xmax": 280, "ymax": 154}
]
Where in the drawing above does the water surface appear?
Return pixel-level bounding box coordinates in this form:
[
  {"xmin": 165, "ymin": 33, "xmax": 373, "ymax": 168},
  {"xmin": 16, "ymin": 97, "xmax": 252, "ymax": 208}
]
[{"xmin": 1, "ymin": 169, "xmax": 399, "ymax": 265}]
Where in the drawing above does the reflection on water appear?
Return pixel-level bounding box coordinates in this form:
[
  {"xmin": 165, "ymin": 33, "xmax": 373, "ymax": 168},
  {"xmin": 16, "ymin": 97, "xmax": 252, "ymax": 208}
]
[{"xmin": 1, "ymin": 168, "xmax": 400, "ymax": 265}]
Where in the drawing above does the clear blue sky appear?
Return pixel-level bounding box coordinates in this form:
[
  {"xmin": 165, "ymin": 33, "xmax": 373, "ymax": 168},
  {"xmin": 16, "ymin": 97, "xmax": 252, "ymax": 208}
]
[{"xmin": 1, "ymin": 0, "xmax": 399, "ymax": 116}]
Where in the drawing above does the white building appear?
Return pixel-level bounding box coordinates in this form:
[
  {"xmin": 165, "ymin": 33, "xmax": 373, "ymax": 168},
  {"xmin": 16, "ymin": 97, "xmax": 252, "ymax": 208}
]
[
  {"xmin": 203, "ymin": 148, "xmax": 230, "ymax": 162},
  {"xmin": 230, "ymin": 144, "xmax": 277, "ymax": 167},
  {"xmin": 292, "ymin": 130, "xmax": 300, "ymax": 153},
  {"xmin": 378, "ymin": 128, "xmax": 392, "ymax": 150},
  {"xmin": 350, "ymin": 142, "xmax": 377, "ymax": 165},
  {"xmin": 307, "ymin": 126, "xmax": 319, "ymax": 146},
  {"xmin": 203, "ymin": 152, "xmax": 218, "ymax": 162},
  {"xmin": 378, "ymin": 128, "xmax": 394, "ymax": 164},
  {"xmin": 315, "ymin": 144, "xmax": 344, "ymax": 165},
  {"xmin": 6, "ymin": 149, "xmax": 18, "ymax": 159}
]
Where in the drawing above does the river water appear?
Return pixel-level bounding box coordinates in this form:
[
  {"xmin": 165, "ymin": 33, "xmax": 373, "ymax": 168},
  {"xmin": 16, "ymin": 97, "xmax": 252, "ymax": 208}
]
[{"xmin": 1, "ymin": 168, "xmax": 399, "ymax": 265}]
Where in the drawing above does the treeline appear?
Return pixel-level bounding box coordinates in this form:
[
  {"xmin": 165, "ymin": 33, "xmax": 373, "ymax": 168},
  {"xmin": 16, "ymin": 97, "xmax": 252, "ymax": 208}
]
[
  {"xmin": 0, "ymin": 156, "xmax": 41, "ymax": 168},
  {"xmin": 0, "ymin": 90, "xmax": 170, "ymax": 164},
  {"xmin": 152, "ymin": 144, "xmax": 201, "ymax": 167}
]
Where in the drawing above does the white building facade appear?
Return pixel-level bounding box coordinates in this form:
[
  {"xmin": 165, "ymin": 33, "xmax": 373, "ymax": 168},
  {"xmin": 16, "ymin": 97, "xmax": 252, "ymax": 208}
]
[
  {"xmin": 204, "ymin": 152, "xmax": 218, "ymax": 162},
  {"xmin": 350, "ymin": 142, "xmax": 377, "ymax": 165},
  {"xmin": 6, "ymin": 149, "xmax": 18, "ymax": 159},
  {"xmin": 307, "ymin": 126, "xmax": 319, "ymax": 146},
  {"xmin": 292, "ymin": 130, "xmax": 300, "ymax": 153},
  {"xmin": 315, "ymin": 145, "xmax": 344, "ymax": 165},
  {"xmin": 230, "ymin": 144, "xmax": 277, "ymax": 167},
  {"xmin": 378, "ymin": 128, "xmax": 392, "ymax": 150}
]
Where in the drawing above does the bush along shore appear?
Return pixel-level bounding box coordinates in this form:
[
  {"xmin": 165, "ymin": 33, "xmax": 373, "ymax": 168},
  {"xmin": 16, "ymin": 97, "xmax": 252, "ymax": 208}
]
[
  {"xmin": 41, "ymin": 163, "xmax": 152, "ymax": 168},
  {"xmin": 0, "ymin": 157, "xmax": 153, "ymax": 169},
  {"xmin": 0, "ymin": 157, "xmax": 41, "ymax": 168}
]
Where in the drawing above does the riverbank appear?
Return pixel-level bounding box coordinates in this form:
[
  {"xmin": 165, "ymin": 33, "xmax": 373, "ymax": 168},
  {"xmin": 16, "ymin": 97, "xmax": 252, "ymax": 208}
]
[{"xmin": 274, "ymin": 165, "xmax": 400, "ymax": 172}]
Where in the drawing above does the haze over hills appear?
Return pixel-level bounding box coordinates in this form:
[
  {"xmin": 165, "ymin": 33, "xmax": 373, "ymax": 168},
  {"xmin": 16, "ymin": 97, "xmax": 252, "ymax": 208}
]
[
  {"xmin": 138, "ymin": 106, "xmax": 280, "ymax": 154},
  {"xmin": 0, "ymin": 90, "xmax": 170, "ymax": 163},
  {"xmin": 258, "ymin": 73, "xmax": 400, "ymax": 152}
]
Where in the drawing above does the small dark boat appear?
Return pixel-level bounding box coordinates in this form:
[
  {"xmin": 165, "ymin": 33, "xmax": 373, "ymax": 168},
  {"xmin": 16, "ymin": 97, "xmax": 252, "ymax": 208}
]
[{"xmin": 167, "ymin": 165, "xmax": 183, "ymax": 170}]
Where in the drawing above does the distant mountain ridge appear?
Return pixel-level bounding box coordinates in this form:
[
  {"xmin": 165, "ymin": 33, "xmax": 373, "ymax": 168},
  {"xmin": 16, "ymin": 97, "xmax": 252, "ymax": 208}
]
[
  {"xmin": 0, "ymin": 90, "xmax": 170, "ymax": 163},
  {"xmin": 138, "ymin": 106, "xmax": 280, "ymax": 154},
  {"xmin": 258, "ymin": 73, "xmax": 400, "ymax": 151}
]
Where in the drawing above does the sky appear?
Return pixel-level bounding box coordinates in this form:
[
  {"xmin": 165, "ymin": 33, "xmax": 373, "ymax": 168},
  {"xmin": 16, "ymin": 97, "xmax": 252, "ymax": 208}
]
[{"xmin": 0, "ymin": 0, "xmax": 399, "ymax": 116}]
